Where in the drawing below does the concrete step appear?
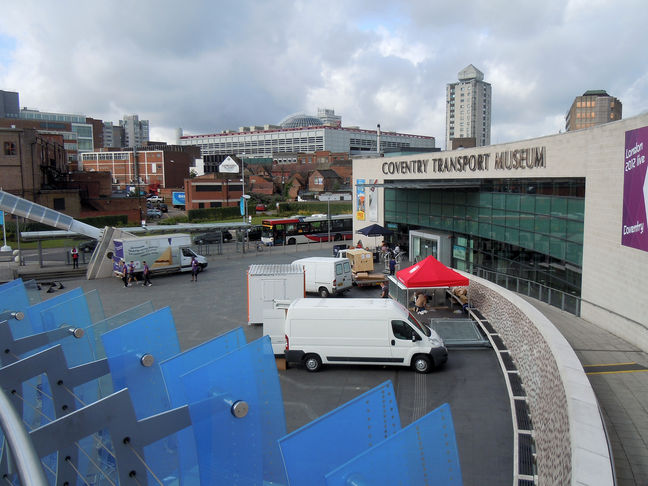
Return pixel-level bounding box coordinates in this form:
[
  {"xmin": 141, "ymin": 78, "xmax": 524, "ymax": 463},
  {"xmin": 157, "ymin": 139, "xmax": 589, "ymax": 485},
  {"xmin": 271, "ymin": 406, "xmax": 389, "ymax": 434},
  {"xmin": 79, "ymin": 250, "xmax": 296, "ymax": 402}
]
[{"xmin": 14, "ymin": 266, "xmax": 86, "ymax": 283}]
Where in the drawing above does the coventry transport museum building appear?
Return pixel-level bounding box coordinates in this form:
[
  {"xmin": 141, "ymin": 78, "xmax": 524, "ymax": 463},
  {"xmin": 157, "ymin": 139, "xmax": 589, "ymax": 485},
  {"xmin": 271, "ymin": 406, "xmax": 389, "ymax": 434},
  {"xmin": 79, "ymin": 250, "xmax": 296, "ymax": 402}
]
[{"xmin": 353, "ymin": 112, "xmax": 648, "ymax": 351}]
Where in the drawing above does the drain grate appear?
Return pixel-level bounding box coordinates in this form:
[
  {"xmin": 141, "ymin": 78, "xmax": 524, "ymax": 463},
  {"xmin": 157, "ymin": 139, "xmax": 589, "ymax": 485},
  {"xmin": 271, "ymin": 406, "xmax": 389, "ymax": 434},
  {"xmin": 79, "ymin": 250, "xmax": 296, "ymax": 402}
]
[
  {"xmin": 481, "ymin": 320, "xmax": 496, "ymax": 334},
  {"xmin": 471, "ymin": 309, "xmax": 486, "ymax": 320},
  {"xmin": 492, "ymin": 334, "xmax": 507, "ymax": 350},
  {"xmin": 509, "ymin": 373, "xmax": 525, "ymax": 397},
  {"xmin": 515, "ymin": 399, "xmax": 532, "ymax": 430},
  {"xmin": 501, "ymin": 352, "xmax": 517, "ymax": 371},
  {"xmin": 518, "ymin": 433, "xmax": 535, "ymax": 476}
]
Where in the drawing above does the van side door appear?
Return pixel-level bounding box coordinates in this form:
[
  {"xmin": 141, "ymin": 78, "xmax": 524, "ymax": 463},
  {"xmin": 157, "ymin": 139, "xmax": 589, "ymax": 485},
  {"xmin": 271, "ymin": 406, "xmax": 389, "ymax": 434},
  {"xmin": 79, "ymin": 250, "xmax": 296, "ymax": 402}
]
[
  {"xmin": 180, "ymin": 247, "xmax": 194, "ymax": 269},
  {"xmin": 335, "ymin": 261, "xmax": 352, "ymax": 290},
  {"xmin": 389, "ymin": 319, "xmax": 420, "ymax": 363}
]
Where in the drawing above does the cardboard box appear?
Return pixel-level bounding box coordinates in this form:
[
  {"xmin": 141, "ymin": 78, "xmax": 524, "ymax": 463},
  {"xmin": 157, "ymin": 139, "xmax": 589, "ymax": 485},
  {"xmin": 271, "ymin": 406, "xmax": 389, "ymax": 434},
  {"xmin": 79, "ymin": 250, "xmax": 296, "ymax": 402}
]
[{"xmin": 345, "ymin": 248, "xmax": 374, "ymax": 272}]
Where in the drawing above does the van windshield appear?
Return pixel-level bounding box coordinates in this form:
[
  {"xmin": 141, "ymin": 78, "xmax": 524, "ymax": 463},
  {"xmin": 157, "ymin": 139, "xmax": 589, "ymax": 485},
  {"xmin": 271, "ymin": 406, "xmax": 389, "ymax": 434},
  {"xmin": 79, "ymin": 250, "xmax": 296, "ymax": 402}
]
[{"xmin": 408, "ymin": 313, "xmax": 431, "ymax": 337}]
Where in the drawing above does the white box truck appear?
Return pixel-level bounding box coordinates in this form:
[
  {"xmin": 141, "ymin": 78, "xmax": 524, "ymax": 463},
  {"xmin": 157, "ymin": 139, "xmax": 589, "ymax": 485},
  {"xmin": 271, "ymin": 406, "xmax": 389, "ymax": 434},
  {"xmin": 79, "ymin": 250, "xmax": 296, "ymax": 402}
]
[
  {"xmin": 291, "ymin": 257, "xmax": 352, "ymax": 297},
  {"xmin": 283, "ymin": 298, "xmax": 447, "ymax": 373},
  {"xmin": 111, "ymin": 233, "xmax": 207, "ymax": 277}
]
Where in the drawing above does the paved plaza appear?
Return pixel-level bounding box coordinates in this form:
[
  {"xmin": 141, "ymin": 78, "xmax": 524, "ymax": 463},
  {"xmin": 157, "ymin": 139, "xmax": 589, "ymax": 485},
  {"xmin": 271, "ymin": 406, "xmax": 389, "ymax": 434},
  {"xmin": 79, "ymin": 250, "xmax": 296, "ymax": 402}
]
[{"xmin": 2, "ymin": 241, "xmax": 647, "ymax": 484}]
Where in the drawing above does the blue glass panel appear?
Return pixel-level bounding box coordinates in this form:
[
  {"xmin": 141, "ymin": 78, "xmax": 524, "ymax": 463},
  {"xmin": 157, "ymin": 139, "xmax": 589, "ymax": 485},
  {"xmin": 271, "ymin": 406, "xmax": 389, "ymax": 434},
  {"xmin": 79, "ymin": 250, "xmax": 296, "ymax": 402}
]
[
  {"xmin": 325, "ymin": 403, "xmax": 462, "ymax": 486},
  {"xmin": 38, "ymin": 291, "xmax": 101, "ymax": 364},
  {"xmin": 22, "ymin": 280, "xmax": 42, "ymax": 305},
  {"xmin": 90, "ymin": 302, "xmax": 155, "ymax": 362},
  {"xmin": 16, "ymin": 289, "xmax": 86, "ymax": 440},
  {"xmin": 37, "ymin": 292, "xmax": 98, "ymax": 429},
  {"xmin": 159, "ymin": 327, "xmax": 246, "ymax": 485},
  {"xmin": 279, "ymin": 381, "xmax": 400, "ymax": 486},
  {"xmin": 0, "ymin": 278, "xmax": 23, "ymax": 295},
  {"xmin": 101, "ymin": 307, "xmax": 181, "ymax": 485},
  {"xmin": 0, "ymin": 280, "xmax": 32, "ymax": 341},
  {"xmin": 101, "ymin": 306, "xmax": 180, "ymax": 418},
  {"xmin": 25, "ymin": 288, "xmax": 84, "ymax": 334},
  {"xmin": 183, "ymin": 336, "xmax": 287, "ymax": 486},
  {"xmin": 161, "ymin": 327, "xmax": 247, "ymax": 407}
]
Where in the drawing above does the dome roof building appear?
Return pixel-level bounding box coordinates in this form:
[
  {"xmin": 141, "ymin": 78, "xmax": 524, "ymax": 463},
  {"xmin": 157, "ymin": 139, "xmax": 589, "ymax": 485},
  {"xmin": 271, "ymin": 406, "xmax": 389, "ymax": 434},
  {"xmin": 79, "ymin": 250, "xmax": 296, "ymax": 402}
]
[{"xmin": 278, "ymin": 113, "xmax": 324, "ymax": 128}]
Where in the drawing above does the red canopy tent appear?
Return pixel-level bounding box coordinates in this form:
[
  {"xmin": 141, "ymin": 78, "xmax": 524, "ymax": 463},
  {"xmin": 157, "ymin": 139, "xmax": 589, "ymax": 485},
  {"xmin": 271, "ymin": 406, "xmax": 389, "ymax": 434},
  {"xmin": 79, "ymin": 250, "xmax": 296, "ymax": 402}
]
[{"xmin": 396, "ymin": 256, "xmax": 469, "ymax": 288}]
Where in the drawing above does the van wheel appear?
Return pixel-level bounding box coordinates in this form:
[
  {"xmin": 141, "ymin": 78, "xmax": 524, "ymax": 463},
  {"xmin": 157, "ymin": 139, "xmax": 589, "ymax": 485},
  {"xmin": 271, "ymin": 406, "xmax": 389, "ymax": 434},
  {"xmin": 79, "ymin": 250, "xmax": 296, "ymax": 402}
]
[
  {"xmin": 304, "ymin": 354, "xmax": 322, "ymax": 372},
  {"xmin": 287, "ymin": 238, "xmax": 296, "ymax": 245},
  {"xmin": 318, "ymin": 287, "xmax": 330, "ymax": 298},
  {"xmin": 334, "ymin": 234, "xmax": 342, "ymax": 241},
  {"xmin": 413, "ymin": 355, "xmax": 432, "ymax": 374}
]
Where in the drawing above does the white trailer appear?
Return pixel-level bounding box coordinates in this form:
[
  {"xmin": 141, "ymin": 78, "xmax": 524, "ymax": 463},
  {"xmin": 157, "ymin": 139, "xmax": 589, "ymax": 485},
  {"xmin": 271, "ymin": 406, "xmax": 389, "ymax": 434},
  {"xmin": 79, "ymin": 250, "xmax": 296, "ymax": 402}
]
[{"xmin": 247, "ymin": 264, "xmax": 304, "ymax": 325}]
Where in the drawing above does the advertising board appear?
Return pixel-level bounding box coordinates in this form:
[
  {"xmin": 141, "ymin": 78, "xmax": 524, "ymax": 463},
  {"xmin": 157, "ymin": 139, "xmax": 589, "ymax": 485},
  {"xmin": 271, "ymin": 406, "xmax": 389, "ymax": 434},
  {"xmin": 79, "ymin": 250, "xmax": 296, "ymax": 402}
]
[{"xmin": 622, "ymin": 126, "xmax": 648, "ymax": 252}]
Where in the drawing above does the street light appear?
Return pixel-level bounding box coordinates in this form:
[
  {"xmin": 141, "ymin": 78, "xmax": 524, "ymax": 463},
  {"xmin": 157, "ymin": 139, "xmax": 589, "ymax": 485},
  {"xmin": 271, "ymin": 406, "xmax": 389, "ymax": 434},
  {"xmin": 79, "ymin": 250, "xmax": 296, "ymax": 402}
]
[{"xmin": 242, "ymin": 194, "xmax": 251, "ymax": 224}]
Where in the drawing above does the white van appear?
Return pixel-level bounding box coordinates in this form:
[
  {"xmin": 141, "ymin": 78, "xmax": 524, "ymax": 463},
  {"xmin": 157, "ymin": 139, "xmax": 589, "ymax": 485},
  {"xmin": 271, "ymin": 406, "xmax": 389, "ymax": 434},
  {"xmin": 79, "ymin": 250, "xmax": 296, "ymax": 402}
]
[
  {"xmin": 283, "ymin": 298, "xmax": 447, "ymax": 373},
  {"xmin": 291, "ymin": 257, "xmax": 353, "ymax": 297}
]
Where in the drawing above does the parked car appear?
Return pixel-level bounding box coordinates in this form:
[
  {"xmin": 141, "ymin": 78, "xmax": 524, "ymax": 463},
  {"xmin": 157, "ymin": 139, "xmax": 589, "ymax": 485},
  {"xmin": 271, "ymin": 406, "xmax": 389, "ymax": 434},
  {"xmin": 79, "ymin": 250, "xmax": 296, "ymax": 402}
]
[
  {"xmin": 147, "ymin": 195, "xmax": 163, "ymax": 203},
  {"xmin": 158, "ymin": 203, "xmax": 168, "ymax": 213},
  {"xmin": 78, "ymin": 239, "xmax": 98, "ymax": 253},
  {"xmin": 193, "ymin": 230, "xmax": 233, "ymax": 244},
  {"xmin": 255, "ymin": 204, "xmax": 267, "ymax": 211},
  {"xmin": 146, "ymin": 208, "xmax": 162, "ymax": 219}
]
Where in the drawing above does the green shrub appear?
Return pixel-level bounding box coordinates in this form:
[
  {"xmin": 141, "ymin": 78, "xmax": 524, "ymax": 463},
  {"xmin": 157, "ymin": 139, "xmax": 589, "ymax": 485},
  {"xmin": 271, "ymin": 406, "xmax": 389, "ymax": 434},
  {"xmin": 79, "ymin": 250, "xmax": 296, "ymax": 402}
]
[
  {"xmin": 79, "ymin": 215, "xmax": 129, "ymax": 228},
  {"xmin": 187, "ymin": 206, "xmax": 241, "ymax": 221},
  {"xmin": 277, "ymin": 201, "xmax": 351, "ymax": 215},
  {"xmin": 158, "ymin": 215, "xmax": 189, "ymax": 225}
]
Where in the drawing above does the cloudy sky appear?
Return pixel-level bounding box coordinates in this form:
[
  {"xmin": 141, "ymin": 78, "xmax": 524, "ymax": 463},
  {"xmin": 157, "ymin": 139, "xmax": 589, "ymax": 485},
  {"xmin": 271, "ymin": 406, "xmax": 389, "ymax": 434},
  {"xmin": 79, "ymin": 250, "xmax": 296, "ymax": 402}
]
[{"xmin": 1, "ymin": 1, "xmax": 647, "ymax": 149}]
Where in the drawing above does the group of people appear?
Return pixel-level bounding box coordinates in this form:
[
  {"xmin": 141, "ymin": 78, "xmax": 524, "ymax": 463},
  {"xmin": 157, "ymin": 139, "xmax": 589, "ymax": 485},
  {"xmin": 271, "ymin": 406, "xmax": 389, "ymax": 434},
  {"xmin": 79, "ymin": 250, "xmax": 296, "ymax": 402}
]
[
  {"xmin": 117, "ymin": 259, "xmax": 152, "ymax": 287},
  {"xmin": 116, "ymin": 256, "xmax": 200, "ymax": 286}
]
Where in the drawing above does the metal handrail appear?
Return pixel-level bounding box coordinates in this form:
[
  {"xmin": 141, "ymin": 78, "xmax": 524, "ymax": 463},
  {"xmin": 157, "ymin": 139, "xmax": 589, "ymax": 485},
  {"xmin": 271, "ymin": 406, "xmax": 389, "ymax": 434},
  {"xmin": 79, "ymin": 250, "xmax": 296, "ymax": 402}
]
[
  {"xmin": 473, "ymin": 267, "xmax": 581, "ymax": 316},
  {"xmin": 0, "ymin": 387, "xmax": 48, "ymax": 485}
]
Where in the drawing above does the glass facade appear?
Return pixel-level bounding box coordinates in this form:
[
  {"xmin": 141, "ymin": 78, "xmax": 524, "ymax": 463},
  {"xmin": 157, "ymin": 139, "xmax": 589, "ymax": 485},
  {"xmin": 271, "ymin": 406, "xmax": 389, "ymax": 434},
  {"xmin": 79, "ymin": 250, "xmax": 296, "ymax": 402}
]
[{"xmin": 385, "ymin": 178, "xmax": 585, "ymax": 296}]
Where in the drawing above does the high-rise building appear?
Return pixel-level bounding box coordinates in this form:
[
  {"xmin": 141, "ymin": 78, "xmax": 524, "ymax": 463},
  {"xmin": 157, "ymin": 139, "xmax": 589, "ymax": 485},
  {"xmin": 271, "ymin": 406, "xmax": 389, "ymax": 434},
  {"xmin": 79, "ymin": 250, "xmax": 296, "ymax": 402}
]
[
  {"xmin": 120, "ymin": 114, "xmax": 150, "ymax": 147},
  {"xmin": 102, "ymin": 121, "xmax": 123, "ymax": 148},
  {"xmin": 18, "ymin": 108, "xmax": 95, "ymax": 165},
  {"xmin": 445, "ymin": 65, "xmax": 491, "ymax": 149},
  {"xmin": 317, "ymin": 108, "xmax": 342, "ymax": 127},
  {"xmin": 565, "ymin": 90, "xmax": 622, "ymax": 132},
  {"xmin": 0, "ymin": 90, "xmax": 20, "ymax": 118}
]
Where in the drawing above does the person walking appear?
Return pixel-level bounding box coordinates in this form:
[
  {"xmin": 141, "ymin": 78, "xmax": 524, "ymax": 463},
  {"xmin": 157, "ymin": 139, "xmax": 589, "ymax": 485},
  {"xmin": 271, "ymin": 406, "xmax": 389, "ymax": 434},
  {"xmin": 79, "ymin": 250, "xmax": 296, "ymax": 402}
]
[
  {"xmin": 128, "ymin": 260, "xmax": 138, "ymax": 286},
  {"xmin": 119, "ymin": 259, "xmax": 129, "ymax": 288},
  {"xmin": 71, "ymin": 247, "xmax": 79, "ymax": 269},
  {"xmin": 380, "ymin": 281, "xmax": 389, "ymax": 298},
  {"xmin": 142, "ymin": 261, "xmax": 152, "ymax": 286},
  {"xmin": 389, "ymin": 257, "xmax": 396, "ymax": 276},
  {"xmin": 191, "ymin": 257, "xmax": 199, "ymax": 282}
]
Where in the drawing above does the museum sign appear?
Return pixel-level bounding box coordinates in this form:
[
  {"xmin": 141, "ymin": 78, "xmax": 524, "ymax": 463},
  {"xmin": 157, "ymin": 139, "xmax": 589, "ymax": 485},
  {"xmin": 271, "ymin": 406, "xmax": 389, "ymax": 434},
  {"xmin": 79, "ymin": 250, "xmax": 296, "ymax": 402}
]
[{"xmin": 381, "ymin": 146, "xmax": 546, "ymax": 175}]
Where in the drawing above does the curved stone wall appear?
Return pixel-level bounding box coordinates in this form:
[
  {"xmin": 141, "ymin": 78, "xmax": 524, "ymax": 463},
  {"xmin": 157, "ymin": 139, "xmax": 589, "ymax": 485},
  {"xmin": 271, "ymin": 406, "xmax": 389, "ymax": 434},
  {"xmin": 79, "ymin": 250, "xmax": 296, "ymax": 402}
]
[{"xmin": 466, "ymin": 273, "xmax": 613, "ymax": 485}]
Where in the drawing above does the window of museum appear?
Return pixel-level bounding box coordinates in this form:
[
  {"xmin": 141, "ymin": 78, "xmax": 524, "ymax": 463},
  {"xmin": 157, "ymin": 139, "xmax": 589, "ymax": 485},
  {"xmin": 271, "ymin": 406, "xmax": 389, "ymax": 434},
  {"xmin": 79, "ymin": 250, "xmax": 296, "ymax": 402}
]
[{"xmin": 4, "ymin": 142, "xmax": 16, "ymax": 156}]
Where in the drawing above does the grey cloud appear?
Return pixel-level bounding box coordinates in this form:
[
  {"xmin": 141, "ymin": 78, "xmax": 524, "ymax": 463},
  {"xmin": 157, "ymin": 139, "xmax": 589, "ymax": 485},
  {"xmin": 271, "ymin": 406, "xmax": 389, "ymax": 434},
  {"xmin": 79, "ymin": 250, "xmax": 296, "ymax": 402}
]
[{"xmin": 0, "ymin": 0, "xmax": 646, "ymax": 147}]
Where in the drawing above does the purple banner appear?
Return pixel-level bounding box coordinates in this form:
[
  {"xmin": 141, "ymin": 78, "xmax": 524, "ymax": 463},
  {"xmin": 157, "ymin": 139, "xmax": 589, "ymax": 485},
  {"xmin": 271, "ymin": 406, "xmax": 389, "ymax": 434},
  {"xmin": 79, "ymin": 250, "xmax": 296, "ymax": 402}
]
[{"xmin": 622, "ymin": 126, "xmax": 648, "ymax": 251}]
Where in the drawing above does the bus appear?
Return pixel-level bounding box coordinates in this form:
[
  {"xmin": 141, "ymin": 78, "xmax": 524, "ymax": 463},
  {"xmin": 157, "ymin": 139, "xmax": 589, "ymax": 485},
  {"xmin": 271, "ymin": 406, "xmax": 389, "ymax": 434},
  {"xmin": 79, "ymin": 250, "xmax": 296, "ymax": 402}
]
[{"xmin": 261, "ymin": 214, "xmax": 353, "ymax": 245}]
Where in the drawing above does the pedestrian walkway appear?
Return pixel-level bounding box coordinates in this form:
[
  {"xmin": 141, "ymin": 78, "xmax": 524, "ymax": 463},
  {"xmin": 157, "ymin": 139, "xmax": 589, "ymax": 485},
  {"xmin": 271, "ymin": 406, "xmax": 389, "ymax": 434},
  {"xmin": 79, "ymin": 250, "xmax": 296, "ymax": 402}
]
[{"xmin": 525, "ymin": 297, "xmax": 648, "ymax": 486}]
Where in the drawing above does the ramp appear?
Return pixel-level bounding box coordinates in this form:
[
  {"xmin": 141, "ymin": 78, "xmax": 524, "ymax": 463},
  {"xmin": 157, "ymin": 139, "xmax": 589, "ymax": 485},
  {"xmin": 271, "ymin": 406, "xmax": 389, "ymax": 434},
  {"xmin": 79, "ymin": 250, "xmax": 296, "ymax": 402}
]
[
  {"xmin": 430, "ymin": 318, "xmax": 491, "ymax": 347},
  {"xmin": 0, "ymin": 190, "xmax": 102, "ymax": 240},
  {"xmin": 0, "ymin": 190, "xmax": 135, "ymax": 280}
]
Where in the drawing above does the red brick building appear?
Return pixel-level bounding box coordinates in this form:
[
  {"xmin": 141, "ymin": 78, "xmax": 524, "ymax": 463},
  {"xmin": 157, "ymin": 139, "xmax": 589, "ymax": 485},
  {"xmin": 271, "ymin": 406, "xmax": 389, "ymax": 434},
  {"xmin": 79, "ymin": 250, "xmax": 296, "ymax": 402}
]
[
  {"xmin": 184, "ymin": 173, "xmax": 244, "ymax": 210},
  {"xmin": 80, "ymin": 148, "xmax": 192, "ymax": 194}
]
